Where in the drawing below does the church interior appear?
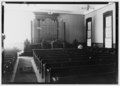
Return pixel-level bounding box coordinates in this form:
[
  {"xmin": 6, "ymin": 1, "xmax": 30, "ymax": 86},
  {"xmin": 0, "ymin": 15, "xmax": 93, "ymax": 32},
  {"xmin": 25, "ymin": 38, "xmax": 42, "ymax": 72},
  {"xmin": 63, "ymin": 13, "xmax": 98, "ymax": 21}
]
[{"xmin": 1, "ymin": 1, "xmax": 118, "ymax": 84}]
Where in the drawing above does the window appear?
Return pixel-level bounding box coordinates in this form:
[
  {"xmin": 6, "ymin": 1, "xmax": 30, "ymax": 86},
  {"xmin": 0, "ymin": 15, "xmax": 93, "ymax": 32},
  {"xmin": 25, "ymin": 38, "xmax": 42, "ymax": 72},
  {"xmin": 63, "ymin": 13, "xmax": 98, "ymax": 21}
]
[
  {"xmin": 103, "ymin": 11, "xmax": 113, "ymax": 48},
  {"xmin": 86, "ymin": 18, "xmax": 92, "ymax": 47}
]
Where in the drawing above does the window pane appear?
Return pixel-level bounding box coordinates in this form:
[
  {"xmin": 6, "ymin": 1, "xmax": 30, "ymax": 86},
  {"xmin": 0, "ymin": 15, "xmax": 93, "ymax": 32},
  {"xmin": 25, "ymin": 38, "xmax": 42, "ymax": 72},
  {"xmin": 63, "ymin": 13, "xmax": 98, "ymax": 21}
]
[
  {"xmin": 106, "ymin": 27, "xmax": 112, "ymax": 38},
  {"xmin": 87, "ymin": 31, "xmax": 91, "ymax": 38},
  {"xmin": 105, "ymin": 16, "xmax": 112, "ymax": 48},
  {"xmin": 106, "ymin": 16, "xmax": 111, "ymax": 27},
  {"xmin": 105, "ymin": 38, "xmax": 112, "ymax": 48},
  {"xmin": 86, "ymin": 18, "xmax": 92, "ymax": 47},
  {"xmin": 88, "ymin": 22, "xmax": 91, "ymax": 30},
  {"xmin": 87, "ymin": 39, "xmax": 91, "ymax": 46}
]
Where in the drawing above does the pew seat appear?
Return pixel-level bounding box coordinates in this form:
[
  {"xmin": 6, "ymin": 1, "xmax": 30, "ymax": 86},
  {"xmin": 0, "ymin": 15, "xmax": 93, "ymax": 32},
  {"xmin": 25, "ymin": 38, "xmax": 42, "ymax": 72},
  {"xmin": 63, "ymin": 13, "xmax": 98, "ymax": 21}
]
[{"xmin": 45, "ymin": 63, "xmax": 115, "ymax": 82}]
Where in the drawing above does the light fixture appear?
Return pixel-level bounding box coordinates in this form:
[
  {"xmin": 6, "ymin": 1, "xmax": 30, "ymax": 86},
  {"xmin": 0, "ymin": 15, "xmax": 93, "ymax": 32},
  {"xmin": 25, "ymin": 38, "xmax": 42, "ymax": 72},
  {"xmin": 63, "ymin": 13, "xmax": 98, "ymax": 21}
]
[{"xmin": 82, "ymin": 4, "xmax": 95, "ymax": 11}]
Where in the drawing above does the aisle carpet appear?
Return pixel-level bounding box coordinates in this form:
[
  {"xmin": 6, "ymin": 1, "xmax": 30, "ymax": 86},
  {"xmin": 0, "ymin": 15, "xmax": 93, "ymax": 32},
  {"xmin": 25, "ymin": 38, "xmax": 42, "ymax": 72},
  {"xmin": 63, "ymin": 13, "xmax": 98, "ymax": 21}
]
[{"xmin": 14, "ymin": 57, "xmax": 37, "ymax": 83}]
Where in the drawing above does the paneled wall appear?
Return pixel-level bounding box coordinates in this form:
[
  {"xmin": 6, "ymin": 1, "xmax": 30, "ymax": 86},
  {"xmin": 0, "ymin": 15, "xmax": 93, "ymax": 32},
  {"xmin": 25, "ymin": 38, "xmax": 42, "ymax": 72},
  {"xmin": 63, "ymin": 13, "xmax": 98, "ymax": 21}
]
[
  {"xmin": 58, "ymin": 14, "xmax": 85, "ymax": 44},
  {"xmin": 39, "ymin": 18, "xmax": 57, "ymax": 41},
  {"xmin": 32, "ymin": 13, "xmax": 85, "ymax": 44},
  {"xmin": 32, "ymin": 13, "xmax": 58, "ymax": 44},
  {"xmin": 85, "ymin": 3, "xmax": 116, "ymax": 48}
]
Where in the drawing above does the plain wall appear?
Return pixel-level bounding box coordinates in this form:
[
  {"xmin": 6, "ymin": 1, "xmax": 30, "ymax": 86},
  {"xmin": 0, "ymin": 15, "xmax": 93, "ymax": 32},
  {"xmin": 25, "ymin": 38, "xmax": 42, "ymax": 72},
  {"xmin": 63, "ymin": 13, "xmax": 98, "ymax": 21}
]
[
  {"xmin": 58, "ymin": 14, "xmax": 85, "ymax": 44},
  {"xmin": 85, "ymin": 3, "xmax": 116, "ymax": 46}
]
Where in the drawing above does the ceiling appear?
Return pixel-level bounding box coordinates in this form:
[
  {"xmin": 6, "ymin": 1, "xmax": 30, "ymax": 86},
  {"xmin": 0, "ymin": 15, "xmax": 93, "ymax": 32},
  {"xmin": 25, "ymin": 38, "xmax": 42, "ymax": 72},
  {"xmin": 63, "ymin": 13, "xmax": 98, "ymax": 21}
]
[{"xmin": 4, "ymin": 3, "xmax": 114, "ymax": 15}]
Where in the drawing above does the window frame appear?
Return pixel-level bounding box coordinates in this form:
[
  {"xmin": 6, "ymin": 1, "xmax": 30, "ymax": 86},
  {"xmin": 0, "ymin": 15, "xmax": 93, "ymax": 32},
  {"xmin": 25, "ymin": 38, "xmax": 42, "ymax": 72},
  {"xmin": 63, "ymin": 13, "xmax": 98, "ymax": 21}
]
[
  {"xmin": 86, "ymin": 17, "xmax": 92, "ymax": 47},
  {"xmin": 103, "ymin": 10, "xmax": 113, "ymax": 48}
]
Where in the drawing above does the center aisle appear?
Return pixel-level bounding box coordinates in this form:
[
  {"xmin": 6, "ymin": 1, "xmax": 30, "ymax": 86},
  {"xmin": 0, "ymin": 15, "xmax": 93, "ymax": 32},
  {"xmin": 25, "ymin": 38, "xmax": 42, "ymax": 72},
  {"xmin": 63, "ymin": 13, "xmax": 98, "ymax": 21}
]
[{"xmin": 13, "ymin": 57, "xmax": 37, "ymax": 83}]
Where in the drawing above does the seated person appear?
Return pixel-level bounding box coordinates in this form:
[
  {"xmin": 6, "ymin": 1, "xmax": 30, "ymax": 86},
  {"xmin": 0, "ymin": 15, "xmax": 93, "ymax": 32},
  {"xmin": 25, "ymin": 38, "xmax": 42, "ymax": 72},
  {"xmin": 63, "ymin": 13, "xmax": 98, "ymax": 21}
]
[{"xmin": 77, "ymin": 44, "xmax": 83, "ymax": 49}]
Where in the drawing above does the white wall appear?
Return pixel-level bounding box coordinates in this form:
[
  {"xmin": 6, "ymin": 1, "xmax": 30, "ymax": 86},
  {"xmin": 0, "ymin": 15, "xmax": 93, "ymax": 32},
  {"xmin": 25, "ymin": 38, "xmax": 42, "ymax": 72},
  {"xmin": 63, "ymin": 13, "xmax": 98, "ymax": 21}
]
[
  {"xmin": 58, "ymin": 14, "xmax": 85, "ymax": 43},
  {"xmin": 85, "ymin": 3, "xmax": 116, "ymax": 44},
  {"xmin": 4, "ymin": 9, "xmax": 33, "ymax": 50}
]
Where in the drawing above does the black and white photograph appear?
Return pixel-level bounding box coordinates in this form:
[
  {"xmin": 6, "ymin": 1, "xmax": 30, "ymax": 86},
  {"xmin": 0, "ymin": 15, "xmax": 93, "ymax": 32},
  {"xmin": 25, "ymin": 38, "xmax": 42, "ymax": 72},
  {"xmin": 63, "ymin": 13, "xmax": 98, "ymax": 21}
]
[{"xmin": 1, "ymin": 0, "xmax": 119, "ymax": 84}]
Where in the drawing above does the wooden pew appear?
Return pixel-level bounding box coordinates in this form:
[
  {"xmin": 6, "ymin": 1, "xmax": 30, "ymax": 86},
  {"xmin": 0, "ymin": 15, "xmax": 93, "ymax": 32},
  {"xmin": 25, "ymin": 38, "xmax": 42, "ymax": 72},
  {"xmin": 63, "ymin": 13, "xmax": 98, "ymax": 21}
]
[
  {"xmin": 33, "ymin": 49, "xmax": 89, "ymax": 74},
  {"xmin": 3, "ymin": 61, "xmax": 14, "ymax": 74},
  {"xmin": 2, "ymin": 58, "xmax": 16, "ymax": 75},
  {"xmin": 45, "ymin": 63, "xmax": 115, "ymax": 83},
  {"xmin": 41, "ymin": 55, "xmax": 114, "ymax": 79},
  {"xmin": 33, "ymin": 49, "xmax": 116, "ymax": 83},
  {"xmin": 42, "ymin": 57, "xmax": 115, "ymax": 80},
  {"xmin": 40, "ymin": 56, "xmax": 89, "ymax": 77},
  {"xmin": 39, "ymin": 56, "xmax": 89, "ymax": 74},
  {"xmin": 33, "ymin": 49, "xmax": 88, "ymax": 61},
  {"xmin": 33, "ymin": 48, "xmax": 88, "ymax": 74},
  {"xmin": 52, "ymin": 72, "xmax": 116, "ymax": 84}
]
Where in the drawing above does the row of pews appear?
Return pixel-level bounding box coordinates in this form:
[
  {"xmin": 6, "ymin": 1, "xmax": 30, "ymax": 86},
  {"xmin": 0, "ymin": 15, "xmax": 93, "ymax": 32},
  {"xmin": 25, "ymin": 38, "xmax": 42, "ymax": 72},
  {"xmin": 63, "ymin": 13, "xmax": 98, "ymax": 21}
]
[
  {"xmin": 33, "ymin": 48, "xmax": 117, "ymax": 84},
  {"xmin": 19, "ymin": 51, "xmax": 33, "ymax": 56},
  {"xmin": 2, "ymin": 50, "xmax": 17, "ymax": 76}
]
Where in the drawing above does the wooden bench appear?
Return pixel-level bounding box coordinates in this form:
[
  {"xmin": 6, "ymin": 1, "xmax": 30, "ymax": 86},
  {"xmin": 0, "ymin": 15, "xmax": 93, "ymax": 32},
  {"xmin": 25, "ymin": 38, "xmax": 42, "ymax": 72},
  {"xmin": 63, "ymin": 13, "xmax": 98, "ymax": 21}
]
[
  {"xmin": 2, "ymin": 58, "xmax": 16, "ymax": 75},
  {"xmin": 45, "ymin": 63, "xmax": 115, "ymax": 83},
  {"xmin": 40, "ymin": 56, "xmax": 114, "ymax": 79},
  {"xmin": 40, "ymin": 56, "xmax": 89, "ymax": 76},
  {"xmin": 42, "ymin": 57, "xmax": 115, "ymax": 79},
  {"xmin": 33, "ymin": 49, "xmax": 89, "ymax": 74},
  {"xmin": 52, "ymin": 72, "xmax": 116, "ymax": 84},
  {"xmin": 33, "ymin": 49, "xmax": 117, "ymax": 83}
]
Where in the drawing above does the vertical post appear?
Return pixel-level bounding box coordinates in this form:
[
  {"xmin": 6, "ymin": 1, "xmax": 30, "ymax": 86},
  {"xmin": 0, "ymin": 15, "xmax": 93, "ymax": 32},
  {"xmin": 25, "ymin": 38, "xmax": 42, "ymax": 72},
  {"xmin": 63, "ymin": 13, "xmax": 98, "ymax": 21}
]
[
  {"xmin": 37, "ymin": 19, "xmax": 41, "ymax": 43},
  {"xmin": 63, "ymin": 22, "xmax": 66, "ymax": 48},
  {"xmin": 63, "ymin": 22, "xmax": 66, "ymax": 42},
  {"xmin": 115, "ymin": 2, "xmax": 118, "ymax": 83},
  {"xmin": 2, "ymin": 2, "xmax": 4, "ymax": 34},
  {"xmin": 56, "ymin": 20, "xmax": 59, "ymax": 40},
  {"xmin": 2, "ymin": 2, "xmax": 5, "ymax": 61},
  {"xmin": 31, "ymin": 21, "xmax": 33, "ymax": 44},
  {"xmin": 2, "ymin": 2, "xmax": 4, "ymax": 48}
]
